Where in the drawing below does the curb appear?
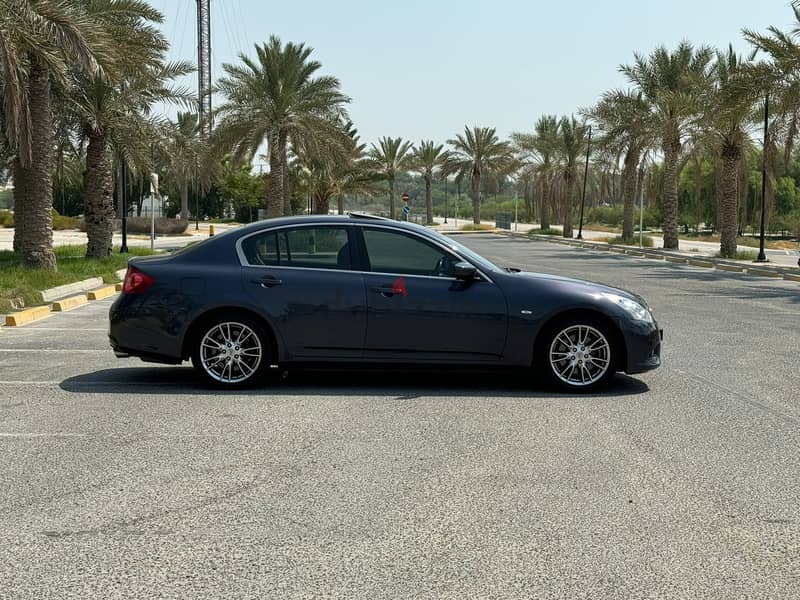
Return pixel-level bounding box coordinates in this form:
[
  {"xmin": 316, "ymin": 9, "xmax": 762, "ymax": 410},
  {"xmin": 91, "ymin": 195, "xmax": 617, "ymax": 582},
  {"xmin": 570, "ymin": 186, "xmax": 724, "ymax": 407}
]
[
  {"xmin": 514, "ymin": 232, "xmax": 800, "ymax": 284},
  {"xmin": 40, "ymin": 277, "xmax": 104, "ymax": 303},
  {"xmin": 87, "ymin": 286, "xmax": 117, "ymax": 301},
  {"xmin": 5, "ymin": 305, "xmax": 51, "ymax": 327},
  {"xmin": 52, "ymin": 295, "xmax": 89, "ymax": 312},
  {"xmin": 115, "ymin": 283, "xmax": 123, "ymax": 292}
]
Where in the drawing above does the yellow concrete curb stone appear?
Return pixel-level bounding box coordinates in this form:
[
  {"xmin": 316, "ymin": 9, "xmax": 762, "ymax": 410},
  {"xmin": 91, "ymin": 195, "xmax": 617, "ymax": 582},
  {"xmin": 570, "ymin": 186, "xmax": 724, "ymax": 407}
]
[
  {"xmin": 747, "ymin": 268, "xmax": 781, "ymax": 278},
  {"xmin": 115, "ymin": 283, "xmax": 123, "ymax": 292},
  {"xmin": 5, "ymin": 305, "xmax": 52, "ymax": 326},
  {"xmin": 87, "ymin": 286, "xmax": 117, "ymax": 301},
  {"xmin": 715, "ymin": 264, "xmax": 744, "ymax": 273},
  {"xmin": 782, "ymin": 273, "xmax": 800, "ymax": 282},
  {"xmin": 51, "ymin": 295, "xmax": 89, "ymax": 312},
  {"xmin": 688, "ymin": 260, "xmax": 714, "ymax": 268}
]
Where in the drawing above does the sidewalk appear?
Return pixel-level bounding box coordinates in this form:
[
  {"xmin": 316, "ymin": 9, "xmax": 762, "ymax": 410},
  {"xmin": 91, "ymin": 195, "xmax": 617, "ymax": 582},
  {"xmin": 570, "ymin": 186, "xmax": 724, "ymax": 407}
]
[{"xmin": 431, "ymin": 218, "xmax": 800, "ymax": 269}]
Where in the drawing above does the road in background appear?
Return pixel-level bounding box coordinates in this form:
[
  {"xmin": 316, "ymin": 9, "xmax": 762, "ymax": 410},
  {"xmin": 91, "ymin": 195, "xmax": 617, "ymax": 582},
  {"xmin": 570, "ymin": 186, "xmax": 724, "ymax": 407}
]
[{"xmin": 0, "ymin": 235, "xmax": 797, "ymax": 598}]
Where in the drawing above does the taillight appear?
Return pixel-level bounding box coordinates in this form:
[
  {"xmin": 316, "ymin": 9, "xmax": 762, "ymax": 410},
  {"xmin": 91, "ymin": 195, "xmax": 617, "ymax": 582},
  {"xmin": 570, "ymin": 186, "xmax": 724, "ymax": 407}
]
[{"xmin": 122, "ymin": 266, "xmax": 155, "ymax": 295}]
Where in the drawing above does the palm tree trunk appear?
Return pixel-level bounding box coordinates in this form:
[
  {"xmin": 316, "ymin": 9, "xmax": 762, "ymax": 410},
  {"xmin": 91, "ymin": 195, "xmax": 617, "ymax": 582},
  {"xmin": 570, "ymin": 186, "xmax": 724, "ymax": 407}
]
[
  {"xmin": 267, "ymin": 132, "xmax": 283, "ymax": 218},
  {"xmin": 84, "ymin": 132, "xmax": 114, "ymax": 258},
  {"xmin": 472, "ymin": 167, "xmax": 481, "ymax": 225},
  {"xmin": 661, "ymin": 140, "xmax": 681, "ymax": 249},
  {"xmin": 622, "ymin": 148, "xmax": 640, "ymax": 239},
  {"xmin": 719, "ymin": 141, "xmax": 741, "ymax": 258},
  {"xmin": 562, "ymin": 172, "xmax": 574, "ymax": 238},
  {"xmin": 337, "ymin": 194, "xmax": 344, "ymax": 215},
  {"xmin": 12, "ymin": 159, "xmax": 27, "ymax": 255},
  {"xmin": 180, "ymin": 180, "xmax": 189, "ymax": 220},
  {"xmin": 313, "ymin": 193, "xmax": 330, "ymax": 215},
  {"xmin": 20, "ymin": 58, "xmax": 55, "ymax": 270},
  {"xmin": 540, "ymin": 178, "xmax": 550, "ymax": 229},
  {"xmin": 282, "ymin": 141, "xmax": 291, "ymax": 216},
  {"xmin": 389, "ymin": 176, "xmax": 396, "ymax": 219},
  {"xmin": 425, "ymin": 173, "xmax": 433, "ymax": 225}
]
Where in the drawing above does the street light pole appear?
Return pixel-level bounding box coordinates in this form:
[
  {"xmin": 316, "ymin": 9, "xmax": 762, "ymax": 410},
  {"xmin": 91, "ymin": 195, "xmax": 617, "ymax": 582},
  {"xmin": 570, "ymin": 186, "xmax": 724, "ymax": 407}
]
[
  {"xmin": 577, "ymin": 125, "xmax": 592, "ymax": 240},
  {"xmin": 756, "ymin": 93, "xmax": 769, "ymax": 263}
]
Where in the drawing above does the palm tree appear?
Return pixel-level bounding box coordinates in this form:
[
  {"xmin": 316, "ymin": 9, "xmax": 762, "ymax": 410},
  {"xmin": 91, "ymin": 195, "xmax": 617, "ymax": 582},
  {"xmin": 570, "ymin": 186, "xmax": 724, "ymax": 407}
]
[
  {"xmin": 411, "ymin": 141, "xmax": 448, "ymax": 225},
  {"xmin": 589, "ymin": 90, "xmax": 653, "ymax": 239},
  {"xmin": 444, "ymin": 126, "xmax": 513, "ymax": 225},
  {"xmin": 555, "ymin": 116, "xmax": 589, "ymax": 238},
  {"xmin": 214, "ymin": 36, "xmax": 350, "ymax": 218},
  {"xmin": 66, "ymin": 1, "xmax": 192, "ymax": 257},
  {"xmin": 367, "ymin": 136, "xmax": 414, "ymax": 219},
  {"xmin": 621, "ymin": 42, "xmax": 714, "ymax": 249},
  {"xmin": 0, "ymin": 0, "xmax": 98, "ymax": 269},
  {"xmin": 162, "ymin": 113, "xmax": 205, "ymax": 221},
  {"xmin": 512, "ymin": 115, "xmax": 560, "ymax": 229},
  {"xmin": 703, "ymin": 47, "xmax": 758, "ymax": 258}
]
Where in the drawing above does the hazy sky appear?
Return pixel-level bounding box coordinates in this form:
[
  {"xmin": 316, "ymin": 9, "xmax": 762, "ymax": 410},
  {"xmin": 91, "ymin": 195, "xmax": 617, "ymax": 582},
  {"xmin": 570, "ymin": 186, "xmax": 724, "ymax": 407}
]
[{"xmin": 149, "ymin": 0, "xmax": 794, "ymax": 147}]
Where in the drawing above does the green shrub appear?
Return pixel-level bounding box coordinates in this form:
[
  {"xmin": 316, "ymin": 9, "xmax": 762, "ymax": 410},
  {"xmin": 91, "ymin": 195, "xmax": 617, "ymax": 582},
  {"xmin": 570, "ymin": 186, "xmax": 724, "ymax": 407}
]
[
  {"xmin": 715, "ymin": 249, "xmax": 758, "ymax": 260},
  {"xmin": 460, "ymin": 223, "xmax": 494, "ymax": 231},
  {"xmin": 77, "ymin": 217, "xmax": 189, "ymax": 235},
  {"xmin": 0, "ymin": 210, "xmax": 13, "ymax": 227},
  {"xmin": 533, "ymin": 227, "xmax": 561, "ymax": 236}
]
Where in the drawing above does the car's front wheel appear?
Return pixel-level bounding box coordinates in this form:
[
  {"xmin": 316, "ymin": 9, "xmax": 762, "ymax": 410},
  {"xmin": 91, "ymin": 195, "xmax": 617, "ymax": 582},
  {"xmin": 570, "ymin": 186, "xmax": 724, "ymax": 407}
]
[
  {"xmin": 539, "ymin": 317, "xmax": 616, "ymax": 391},
  {"xmin": 191, "ymin": 315, "xmax": 271, "ymax": 387}
]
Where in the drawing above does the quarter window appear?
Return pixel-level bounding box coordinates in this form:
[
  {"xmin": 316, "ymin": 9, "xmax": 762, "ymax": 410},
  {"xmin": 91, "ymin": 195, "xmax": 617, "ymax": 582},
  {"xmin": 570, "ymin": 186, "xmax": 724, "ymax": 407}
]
[
  {"xmin": 241, "ymin": 226, "xmax": 351, "ymax": 270},
  {"xmin": 362, "ymin": 228, "xmax": 460, "ymax": 277}
]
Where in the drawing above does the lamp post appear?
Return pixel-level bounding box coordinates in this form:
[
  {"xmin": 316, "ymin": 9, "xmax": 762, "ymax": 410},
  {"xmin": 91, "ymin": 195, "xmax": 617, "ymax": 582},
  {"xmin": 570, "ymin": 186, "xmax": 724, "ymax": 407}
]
[
  {"xmin": 577, "ymin": 125, "xmax": 592, "ymax": 240},
  {"xmin": 756, "ymin": 93, "xmax": 769, "ymax": 263}
]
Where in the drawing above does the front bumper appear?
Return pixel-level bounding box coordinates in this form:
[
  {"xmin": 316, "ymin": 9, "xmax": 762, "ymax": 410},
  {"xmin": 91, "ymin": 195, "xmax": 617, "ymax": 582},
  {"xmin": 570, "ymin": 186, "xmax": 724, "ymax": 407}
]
[{"xmin": 623, "ymin": 320, "xmax": 662, "ymax": 374}]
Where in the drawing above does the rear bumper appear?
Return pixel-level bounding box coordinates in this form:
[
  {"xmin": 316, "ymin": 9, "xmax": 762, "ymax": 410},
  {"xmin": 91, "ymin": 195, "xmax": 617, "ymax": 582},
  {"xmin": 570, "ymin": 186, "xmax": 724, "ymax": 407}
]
[
  {"xmin": 109, "ymin": 294, "xmax": 185, "ymax": 364},
  {"xmin": 623, "ymin": 321, "xmax": 662, "ymax": 374}
]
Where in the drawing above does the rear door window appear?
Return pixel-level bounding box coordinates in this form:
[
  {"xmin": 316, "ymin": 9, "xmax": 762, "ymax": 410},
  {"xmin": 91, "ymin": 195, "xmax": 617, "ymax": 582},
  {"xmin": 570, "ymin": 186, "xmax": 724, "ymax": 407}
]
[{"xmin": 241, "ymin": 226, "xmax": 352, "ymax": 270}]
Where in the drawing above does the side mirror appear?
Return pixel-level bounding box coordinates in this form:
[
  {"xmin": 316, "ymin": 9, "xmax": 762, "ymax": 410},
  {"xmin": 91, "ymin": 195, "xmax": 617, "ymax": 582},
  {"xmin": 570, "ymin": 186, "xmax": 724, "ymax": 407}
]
[{"xmin": 453, "ymin": 261, "xmax": 478, "ymax": 281}]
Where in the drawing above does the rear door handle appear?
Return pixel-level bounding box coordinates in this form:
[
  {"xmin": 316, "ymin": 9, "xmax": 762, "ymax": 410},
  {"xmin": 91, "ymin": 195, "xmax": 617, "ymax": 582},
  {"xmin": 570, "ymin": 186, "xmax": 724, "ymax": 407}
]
[{"xmin": 252, "ymin": 276, "xmax": 283, "ymax": 288}]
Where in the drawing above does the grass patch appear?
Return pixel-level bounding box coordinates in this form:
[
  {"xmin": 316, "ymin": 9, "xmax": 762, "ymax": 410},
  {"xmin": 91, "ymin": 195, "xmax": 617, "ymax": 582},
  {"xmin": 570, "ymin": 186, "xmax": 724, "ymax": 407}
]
[
  {"xmin": 714, "ymin": 249, "xmax": 758, "ymax": 261},
  {"xmin": 581, "ymin": 223, "xmax": 622, "ymax": 234},
  {"xmin": 459, "ymin": 223, "xmax": 495, "ymax": 231},
  {"xmin": 604, "ymin": 235, "xmax": 655, "ymax": 247},
  {"xmin": 532, "ymin": 227, "xmax": 562, "ymax": 236},
  {"xmin": 0, "ymin": 245, "xmax": 157, "ymax": 312}
]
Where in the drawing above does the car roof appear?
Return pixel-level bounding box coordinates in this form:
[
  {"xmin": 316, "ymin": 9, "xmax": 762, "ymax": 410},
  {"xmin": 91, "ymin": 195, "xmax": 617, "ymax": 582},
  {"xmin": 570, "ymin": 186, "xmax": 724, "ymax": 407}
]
[{"xmin": 234, "ymin": 214, "xmax": 431, "ymax": 236}]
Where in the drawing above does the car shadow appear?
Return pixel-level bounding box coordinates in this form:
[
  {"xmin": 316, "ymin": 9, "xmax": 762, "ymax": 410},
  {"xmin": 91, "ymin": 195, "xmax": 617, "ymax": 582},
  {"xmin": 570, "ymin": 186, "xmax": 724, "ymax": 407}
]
[{"xmin": 59, "ymin": 366, "xmax": 650, "ymax": 398}]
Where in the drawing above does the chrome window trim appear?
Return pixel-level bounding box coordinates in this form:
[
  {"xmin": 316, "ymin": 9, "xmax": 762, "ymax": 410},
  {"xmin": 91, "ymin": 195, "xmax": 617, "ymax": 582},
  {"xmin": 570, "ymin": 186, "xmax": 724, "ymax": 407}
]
[{"xmin": 235, "ymin": 221, "xmax": 494, "ymax": 284}]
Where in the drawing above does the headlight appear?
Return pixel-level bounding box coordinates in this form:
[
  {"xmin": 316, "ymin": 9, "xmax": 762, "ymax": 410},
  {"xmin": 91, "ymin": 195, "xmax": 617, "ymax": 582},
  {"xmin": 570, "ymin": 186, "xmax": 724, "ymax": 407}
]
[{"xmin": 602, "ymin": 293, "xmax": 654, "ymax": 323}]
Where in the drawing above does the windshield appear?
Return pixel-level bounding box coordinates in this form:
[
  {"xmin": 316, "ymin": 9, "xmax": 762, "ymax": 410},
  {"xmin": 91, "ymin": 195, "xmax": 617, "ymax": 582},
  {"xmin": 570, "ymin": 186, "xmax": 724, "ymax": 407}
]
[{"xmin": 427, "ymin": 229, "xmax": 502, "ymax": 273}]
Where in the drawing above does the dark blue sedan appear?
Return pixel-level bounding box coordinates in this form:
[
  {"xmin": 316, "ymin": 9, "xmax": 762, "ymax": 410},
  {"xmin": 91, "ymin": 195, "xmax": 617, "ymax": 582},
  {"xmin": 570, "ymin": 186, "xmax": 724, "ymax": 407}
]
[{"xmin": 109, "ymin": 214, "xmax": 662, "ymax": 390}]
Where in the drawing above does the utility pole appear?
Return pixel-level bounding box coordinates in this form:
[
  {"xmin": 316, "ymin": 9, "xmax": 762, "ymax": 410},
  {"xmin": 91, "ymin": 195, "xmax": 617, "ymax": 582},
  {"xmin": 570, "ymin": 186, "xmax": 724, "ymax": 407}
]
[
  {"xmin": 196, "ymin": 0, "xmax": 212, "ymax": 137},
  {"xmin": 194, "ymin": 0, "xmax": 212, "ymax": 229}
]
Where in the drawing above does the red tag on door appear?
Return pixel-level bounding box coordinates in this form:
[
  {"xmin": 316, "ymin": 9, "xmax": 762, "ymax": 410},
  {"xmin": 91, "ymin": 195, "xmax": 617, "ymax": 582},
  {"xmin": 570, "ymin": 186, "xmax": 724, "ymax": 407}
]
[{"xmin": 391, "ymin": 277, "xmax": 408, "ymax": 297}]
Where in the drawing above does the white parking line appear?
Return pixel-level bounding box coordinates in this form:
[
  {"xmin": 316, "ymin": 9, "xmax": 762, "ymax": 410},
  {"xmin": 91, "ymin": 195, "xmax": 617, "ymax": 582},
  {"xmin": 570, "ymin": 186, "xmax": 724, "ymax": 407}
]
[{"xmin": 0, "ymin": 349, "xmax": 109, "ymax": 353}]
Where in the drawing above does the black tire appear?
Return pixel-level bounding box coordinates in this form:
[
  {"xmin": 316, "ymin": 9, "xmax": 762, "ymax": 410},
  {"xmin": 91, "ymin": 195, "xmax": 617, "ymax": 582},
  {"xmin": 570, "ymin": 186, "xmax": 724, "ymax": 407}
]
[
  {"xmin": 190, "ymin": 314, "xmax": 273, "ymax": 388},
  {"xmin": 536, "ymin": 315, "xmax": 618, "ymax": 392}
]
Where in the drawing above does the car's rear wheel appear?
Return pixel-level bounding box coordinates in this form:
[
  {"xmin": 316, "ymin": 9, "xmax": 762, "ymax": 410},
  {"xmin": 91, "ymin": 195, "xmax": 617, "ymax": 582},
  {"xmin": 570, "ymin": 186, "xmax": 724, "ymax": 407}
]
[
  {"xmin": 539, "ymin": 317, "xmax": 616, "ymax": 391},
  {"xmin": 191, "ymin": 315, "xmax": 271, "ymax": 387}
]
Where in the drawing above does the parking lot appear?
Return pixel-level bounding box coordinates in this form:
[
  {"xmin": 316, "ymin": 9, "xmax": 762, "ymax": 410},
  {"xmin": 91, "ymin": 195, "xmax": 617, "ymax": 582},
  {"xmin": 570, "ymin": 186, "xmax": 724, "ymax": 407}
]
[{"xmin": 1, "ymin": 235, "xmax": 798, "ymax": 599}]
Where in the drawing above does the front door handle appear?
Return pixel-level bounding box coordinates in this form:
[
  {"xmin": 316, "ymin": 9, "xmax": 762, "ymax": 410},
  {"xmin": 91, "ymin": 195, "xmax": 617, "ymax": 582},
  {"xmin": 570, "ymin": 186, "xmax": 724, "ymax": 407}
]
[
  {"xmin": 252, "ymin": 276, "xmax": 283, "ymax": 288},
  {"xmin": 371, "ymin": 286, "xmax": 398, "ymax": 297}
]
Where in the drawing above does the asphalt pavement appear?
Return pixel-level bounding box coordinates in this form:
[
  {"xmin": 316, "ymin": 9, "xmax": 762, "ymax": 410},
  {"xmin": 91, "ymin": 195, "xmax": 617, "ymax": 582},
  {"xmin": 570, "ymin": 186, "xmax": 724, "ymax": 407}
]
[{"xmin": 0, "ymin": 235, "xmax": 798, "ymax": 599}]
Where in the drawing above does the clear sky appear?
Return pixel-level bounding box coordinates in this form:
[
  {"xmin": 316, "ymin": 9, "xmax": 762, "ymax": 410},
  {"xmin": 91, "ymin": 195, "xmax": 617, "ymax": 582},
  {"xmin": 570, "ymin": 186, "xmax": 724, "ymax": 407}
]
[{"xmin": 149, "ymin": 0, "xmax": 794, "ymax": 147}]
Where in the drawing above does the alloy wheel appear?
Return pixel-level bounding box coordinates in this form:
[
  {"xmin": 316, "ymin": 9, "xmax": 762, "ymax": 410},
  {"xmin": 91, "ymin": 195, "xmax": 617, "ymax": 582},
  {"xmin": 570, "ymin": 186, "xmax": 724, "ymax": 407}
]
[
  {"xmin": 199, "ymin": 321, "xmax": 263, "ymax": 384},
  {"xmin": 548, "ymin": 324, "xmax": 611, "ymax": 387}
]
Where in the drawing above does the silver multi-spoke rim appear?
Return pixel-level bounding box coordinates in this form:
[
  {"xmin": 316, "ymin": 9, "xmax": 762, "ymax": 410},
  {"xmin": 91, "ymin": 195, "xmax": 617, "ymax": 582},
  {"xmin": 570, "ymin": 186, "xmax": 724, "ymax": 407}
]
[
  {"xmin": 200, "ymin": 322, "xmax": 262, "ymax": 384},
  {"xmin": 549, "ymin": 325, "xmax": 611, "ymax": 387}
]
